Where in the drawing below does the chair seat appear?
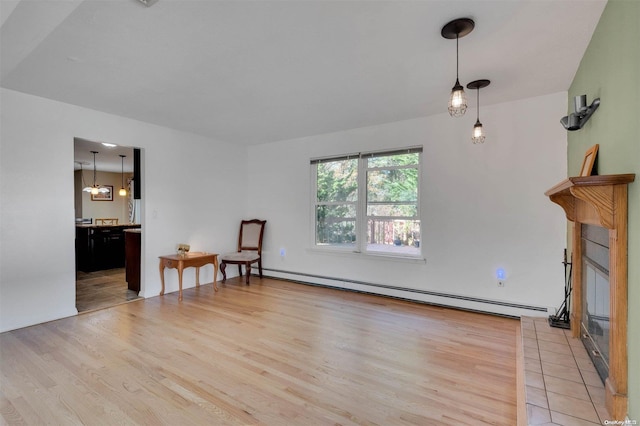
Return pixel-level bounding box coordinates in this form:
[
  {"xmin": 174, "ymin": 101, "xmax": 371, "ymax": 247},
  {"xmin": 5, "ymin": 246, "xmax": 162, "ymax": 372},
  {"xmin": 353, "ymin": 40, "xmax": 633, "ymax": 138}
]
[{"xmin": 221, "ymin": 252, "xmax": 260, "ymax": 262}]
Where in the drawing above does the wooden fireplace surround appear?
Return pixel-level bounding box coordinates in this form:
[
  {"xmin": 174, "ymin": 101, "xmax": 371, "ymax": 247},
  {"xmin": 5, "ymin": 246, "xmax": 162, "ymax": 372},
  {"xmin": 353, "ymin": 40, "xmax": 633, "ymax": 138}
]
[{"xmin": 545, "ymin": 174, "xmax": 635, "ymax": 420}]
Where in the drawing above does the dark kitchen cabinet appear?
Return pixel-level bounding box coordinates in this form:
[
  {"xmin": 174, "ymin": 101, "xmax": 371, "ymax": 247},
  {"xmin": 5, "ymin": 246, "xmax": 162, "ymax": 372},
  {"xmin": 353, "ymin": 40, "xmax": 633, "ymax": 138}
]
[
  {"xmin": 124, "ymin": 229, "xmax": 141, "ymax": 292},
  {"xmin": 76, "ymin": 224, "xmax": 141, "ymax": 272}
]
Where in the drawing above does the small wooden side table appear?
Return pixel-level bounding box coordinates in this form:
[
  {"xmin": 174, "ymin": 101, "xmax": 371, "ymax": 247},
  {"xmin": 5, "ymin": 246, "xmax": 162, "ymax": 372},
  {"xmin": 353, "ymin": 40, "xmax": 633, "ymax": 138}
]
[{"xmin": 159, "ymin": 252, "xmax": 219, "ymax": 301}]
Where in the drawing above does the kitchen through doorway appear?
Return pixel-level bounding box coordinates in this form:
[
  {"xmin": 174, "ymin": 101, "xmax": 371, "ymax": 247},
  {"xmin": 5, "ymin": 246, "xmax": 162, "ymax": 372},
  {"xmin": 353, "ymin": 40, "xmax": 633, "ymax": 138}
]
[{"xmin": 74, "ymin": 137, "xmax": 143, "ymax": 313}]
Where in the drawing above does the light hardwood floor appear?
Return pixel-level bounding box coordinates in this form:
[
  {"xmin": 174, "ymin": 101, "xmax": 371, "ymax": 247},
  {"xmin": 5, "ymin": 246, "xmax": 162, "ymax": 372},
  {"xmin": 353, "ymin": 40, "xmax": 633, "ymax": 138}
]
[
  {"xmin": 1, "ymin": 277, "xmax": 518, "ymax": 425},
  {"xmin": 76, "ymin": 268, "xmax": 141, "ymax": 313}
]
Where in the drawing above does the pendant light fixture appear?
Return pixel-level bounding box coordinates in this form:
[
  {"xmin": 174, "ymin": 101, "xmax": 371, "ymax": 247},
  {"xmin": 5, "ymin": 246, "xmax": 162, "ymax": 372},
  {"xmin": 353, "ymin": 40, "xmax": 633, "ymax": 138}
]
[
  {"xmin": 118, "ymin": 155, "xmax": 127, "ymax": 197},
  {"xmin": 82, "ymin": 151, "xmax": 110, "ymax": 195},
  {"xmin": 467, "ymin": 79, "xmax": 490, "ymax": 144},
  {"xmin": 441, "ymin": 18, "xmax": 475, "ymax": 117}
]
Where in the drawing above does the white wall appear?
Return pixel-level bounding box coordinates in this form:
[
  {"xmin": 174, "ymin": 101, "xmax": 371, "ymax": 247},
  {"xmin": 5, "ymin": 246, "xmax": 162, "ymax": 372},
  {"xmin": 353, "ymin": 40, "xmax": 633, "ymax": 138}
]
[
  {"xmin": 0, "ymin": 88, "xmax": 569, "ymax": 331},
  {"xmin": 248, "ymin": 92, "xmax": 568, "ymax": 316},
  {"xmin": 0, "ymin": 88, "xmax": 247, "ymax": 332}
]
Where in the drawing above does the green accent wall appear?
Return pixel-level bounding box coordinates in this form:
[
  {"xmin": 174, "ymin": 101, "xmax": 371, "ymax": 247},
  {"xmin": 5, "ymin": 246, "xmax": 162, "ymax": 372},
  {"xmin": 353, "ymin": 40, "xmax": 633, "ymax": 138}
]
[{"xmin": 568, "ymin": 0, "xmax": 640, "ymax": 418}]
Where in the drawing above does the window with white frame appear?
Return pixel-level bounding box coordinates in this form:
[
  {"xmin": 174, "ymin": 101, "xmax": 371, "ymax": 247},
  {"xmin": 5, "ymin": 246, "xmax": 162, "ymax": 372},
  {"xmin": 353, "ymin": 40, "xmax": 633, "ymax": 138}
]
[{"xmin": 311, "ymin": 147, "xmax": 422, "ymax": 257}]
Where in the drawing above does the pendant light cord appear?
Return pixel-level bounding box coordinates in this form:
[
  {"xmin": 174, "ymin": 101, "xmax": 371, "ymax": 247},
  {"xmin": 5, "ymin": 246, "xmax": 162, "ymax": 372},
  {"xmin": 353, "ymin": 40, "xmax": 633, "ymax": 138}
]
[
  {"xmin": 476, "ymin": 87, "xmax": 480, "ymax": 121},
  {"xmin": 92, "ymin": 151, "xmax": 97, "ymax": 187},
  {"xmin": 456, "ymin": 34, "xmax": 459, "ymax": 81}
]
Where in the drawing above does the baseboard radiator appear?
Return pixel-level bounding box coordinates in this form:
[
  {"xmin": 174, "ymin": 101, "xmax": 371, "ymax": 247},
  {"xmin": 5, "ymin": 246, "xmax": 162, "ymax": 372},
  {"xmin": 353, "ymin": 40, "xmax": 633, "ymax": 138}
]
[{"xmin": 259, "ymin": 267, "xmax": 550, "ymax": 318}]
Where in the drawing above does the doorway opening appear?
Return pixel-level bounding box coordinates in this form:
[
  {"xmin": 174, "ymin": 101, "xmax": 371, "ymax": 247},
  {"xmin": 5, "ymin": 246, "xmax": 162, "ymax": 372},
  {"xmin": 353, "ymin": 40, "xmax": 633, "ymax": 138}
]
[{"xmin": 74, "ymin": 137, "xmax": 143, "ymax": 313}]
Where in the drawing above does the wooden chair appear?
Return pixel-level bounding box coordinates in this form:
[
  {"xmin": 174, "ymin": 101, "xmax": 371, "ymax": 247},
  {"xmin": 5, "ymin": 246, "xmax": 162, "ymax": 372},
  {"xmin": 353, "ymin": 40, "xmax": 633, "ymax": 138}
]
[
  {"xmin": 220, "ymin": 219, "xmax": 266, "ymax": 285},
  {"xmin": 95, "ymin": 218, "xmax": 118, "ymax": 225}
]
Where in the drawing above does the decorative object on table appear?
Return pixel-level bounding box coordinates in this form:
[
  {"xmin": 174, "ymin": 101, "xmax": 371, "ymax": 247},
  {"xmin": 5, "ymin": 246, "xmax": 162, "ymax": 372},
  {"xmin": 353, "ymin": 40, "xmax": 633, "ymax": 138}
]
[
  {"xmin": 441, "ymin": 18, "xmax": 475, "ymax": 117},
  {"xmin": 176, "ymin": 243, "xmax": 190, "ymax": 255},
  {"xmin": 580, "ymin": 144, "xmax": 599, "ymax": 177},
  {"xmin": 560, "ymin": 95, "xmax": 600, "ymax": 131},
  {"xmin": 220, "ymin": 219, "xmax": 266, "ymax": 285}
]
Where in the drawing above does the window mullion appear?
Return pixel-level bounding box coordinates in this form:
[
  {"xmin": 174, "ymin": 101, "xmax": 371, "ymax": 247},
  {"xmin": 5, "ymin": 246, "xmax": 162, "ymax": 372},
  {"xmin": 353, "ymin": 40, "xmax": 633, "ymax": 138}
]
[
  {"xmin": 316, "ymin": 201, "xmax": 358, "ymax": 207},
  {"xmin": 416, "ymin": 152, "xmax": 422, "ymax": 229},
  {"xmin": 367, "ymin": 201, "xmax": 417, "ymax": 205},
  {"xmin": 355, "ymin": 156, "xmax": 367, "ymax": 253},
  {"xmin": 310, "ymin": 163, "xmax": 318, "ymax": 246},
  {"xmin": 367, "ymin": 164, "xmax": 418, "ymax": 172}
]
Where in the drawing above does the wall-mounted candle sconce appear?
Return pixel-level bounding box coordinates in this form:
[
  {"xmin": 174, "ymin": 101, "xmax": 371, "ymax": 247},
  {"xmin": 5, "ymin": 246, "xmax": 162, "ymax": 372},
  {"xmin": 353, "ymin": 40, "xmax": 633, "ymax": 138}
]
[{"xmin": 560, "ymin": 95, "xmax": 600, "ymax": 131}]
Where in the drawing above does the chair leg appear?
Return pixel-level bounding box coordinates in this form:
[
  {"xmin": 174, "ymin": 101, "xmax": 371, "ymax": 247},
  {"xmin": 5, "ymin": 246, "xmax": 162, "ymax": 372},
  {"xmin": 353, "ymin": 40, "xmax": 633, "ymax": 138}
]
[
  {"xmin": 258, "ymin": 259, "xmax": 263, "ymax": 278},
  {"xmin": 238, "ymin": 265, "xmax": 243, "ymax": 277},
  {"xmin": 245, "ymin": 262, "xmax": 250, "ymax": 285},
  {"xmin": 220, "ymin": 262, "xmax": 227, "ymax": 282}
]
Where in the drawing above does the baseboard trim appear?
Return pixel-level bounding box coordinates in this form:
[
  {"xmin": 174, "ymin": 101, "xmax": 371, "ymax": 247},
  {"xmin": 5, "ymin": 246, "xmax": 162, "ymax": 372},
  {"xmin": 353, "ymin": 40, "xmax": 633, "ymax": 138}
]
[{"xmin": 260, "ymin": 267, "xmax": 549, "ymax": 318}]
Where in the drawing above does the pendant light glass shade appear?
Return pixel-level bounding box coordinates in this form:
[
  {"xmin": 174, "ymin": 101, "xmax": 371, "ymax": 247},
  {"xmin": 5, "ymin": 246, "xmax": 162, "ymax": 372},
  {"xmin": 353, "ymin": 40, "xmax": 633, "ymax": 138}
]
[
  {"xmin": 85, "ymin": 186, "xmax": 109, "ymax": 193},
  {"xmin": 448, "ymin": 78, "xmax": 467, "ymax": 117},
  {"xmin": 472, "ymin": 119, "xmax": 485, "ymax": 144},
  {"xmin": 119, "ymin": 154, "xmax": 127, "ymax": 197}
]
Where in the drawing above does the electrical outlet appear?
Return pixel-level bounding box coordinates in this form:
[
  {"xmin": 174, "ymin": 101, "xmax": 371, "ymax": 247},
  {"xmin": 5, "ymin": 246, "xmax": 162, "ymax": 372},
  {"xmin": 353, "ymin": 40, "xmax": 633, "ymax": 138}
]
[{"xmin": 498, "ymin": 280, "xmax": 505, "ymax": 287}]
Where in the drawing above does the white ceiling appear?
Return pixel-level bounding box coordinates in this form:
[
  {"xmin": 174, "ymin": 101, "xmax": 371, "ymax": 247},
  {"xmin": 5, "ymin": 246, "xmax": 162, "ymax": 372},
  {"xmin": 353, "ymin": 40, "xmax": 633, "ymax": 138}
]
[
  {"xmin": 74, "ymin": 138, "xmax": 134, "ymax": 173},
  {"xmin": 1, "ymin": 0, "xmax": 606, "ymax": 150}
]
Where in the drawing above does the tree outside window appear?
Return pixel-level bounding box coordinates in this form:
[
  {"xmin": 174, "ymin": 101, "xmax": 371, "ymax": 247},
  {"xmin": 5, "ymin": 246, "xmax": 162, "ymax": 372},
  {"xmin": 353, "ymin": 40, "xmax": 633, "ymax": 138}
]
[{"xmin": 315, "ymin": 158, "xmax": 358, "ymax": 247}]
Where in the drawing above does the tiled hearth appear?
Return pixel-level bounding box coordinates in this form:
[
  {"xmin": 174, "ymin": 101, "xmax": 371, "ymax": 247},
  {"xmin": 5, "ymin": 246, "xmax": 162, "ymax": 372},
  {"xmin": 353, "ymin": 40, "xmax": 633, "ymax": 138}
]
[{"xmin": 520, "ymin": 316, "xmax": 610, "ymax": 425}]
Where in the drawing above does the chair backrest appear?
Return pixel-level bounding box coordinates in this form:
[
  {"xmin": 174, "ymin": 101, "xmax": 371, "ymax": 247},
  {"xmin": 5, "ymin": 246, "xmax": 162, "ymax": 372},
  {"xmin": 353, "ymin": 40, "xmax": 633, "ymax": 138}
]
[
  {"xmin": 95, "ymin": 218, "xmax": 118, "ymax": 225},
  {"xmin": 238, "ymin": 219, "xmax": 266, "ymax": 254}
]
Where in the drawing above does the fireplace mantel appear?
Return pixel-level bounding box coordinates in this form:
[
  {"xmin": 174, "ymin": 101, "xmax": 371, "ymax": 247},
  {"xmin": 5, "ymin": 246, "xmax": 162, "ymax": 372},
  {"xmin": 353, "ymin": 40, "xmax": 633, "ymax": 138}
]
[
  {"xmin": 545, "ymin": 173, "xmax": 635, "ymax": 420},
  {"xmin": 545, "ymin": 174, "xmax": 635, "ymax": 228}
]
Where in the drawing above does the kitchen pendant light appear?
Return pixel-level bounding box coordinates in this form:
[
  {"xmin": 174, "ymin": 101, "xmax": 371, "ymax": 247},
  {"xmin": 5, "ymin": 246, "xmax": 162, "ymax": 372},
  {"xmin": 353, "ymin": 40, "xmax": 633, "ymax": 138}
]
[
  {"xmin": 118, "ymin": 155, "xmax": 127, "ymax": 196},
  {"xmin": 467, "ymin": 79, "xmax": 490, "ymax": 144},
  {"xmin": 82, "ymin": 151, "xmax": 109, "ymax": 194},
  {"xmin": 441, "ymin": 18, "xmax": 475, "ymax": 117}
]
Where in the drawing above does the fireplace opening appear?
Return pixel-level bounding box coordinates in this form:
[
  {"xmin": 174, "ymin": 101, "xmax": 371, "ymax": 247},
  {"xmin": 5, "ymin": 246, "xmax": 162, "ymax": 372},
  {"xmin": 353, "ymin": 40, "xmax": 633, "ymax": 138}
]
[{"xmin": 581, "ymin": 224, "xmax": 609, "ymax": 384}]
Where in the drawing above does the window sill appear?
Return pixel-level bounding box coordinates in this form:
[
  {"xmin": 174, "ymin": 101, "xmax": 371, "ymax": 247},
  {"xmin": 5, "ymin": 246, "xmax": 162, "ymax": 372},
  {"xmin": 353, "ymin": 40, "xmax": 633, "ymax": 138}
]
[{"xmin": 306, "ymin": 247, "xmax": 426, "ymax": 264}]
